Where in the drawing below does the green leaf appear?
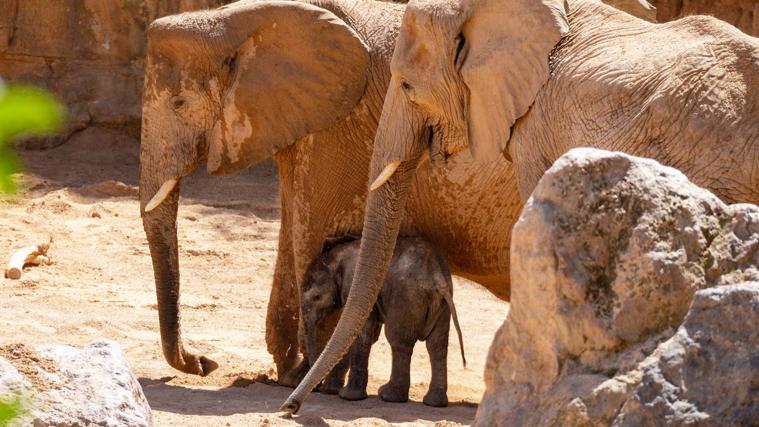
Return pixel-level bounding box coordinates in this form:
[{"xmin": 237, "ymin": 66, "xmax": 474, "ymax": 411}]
[
  {"xmin": 0, "ymin": 84, "xmax": 66, "ymax": 141},
  {"xmin": 0, "ymin": 81, "xmax": 66, "ymax": 194},
  {"xmin": 0, "ymin": 395, "xmax": 26, "ymax": 424},
  {"xmin": 0, "ymin": 146, "xmax": 19, "ymax": 194}
]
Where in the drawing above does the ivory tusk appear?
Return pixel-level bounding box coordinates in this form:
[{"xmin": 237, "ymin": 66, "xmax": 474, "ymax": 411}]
[
  {"xmin": 370, "ymin": 161, "xmax": 400, "ymax": 191},
  {"xmin": 637, "ymin": 0, "xmax": 653, "ymax": 10},
  {"xmin": 144, "ymin": 179, "xmax": 178, "ymax": 213}
]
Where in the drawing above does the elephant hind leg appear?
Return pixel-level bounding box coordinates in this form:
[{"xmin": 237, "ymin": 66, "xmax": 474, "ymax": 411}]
[{"xmin": 423, "ymin": 305, "xmax": 450, "ymax": 407}]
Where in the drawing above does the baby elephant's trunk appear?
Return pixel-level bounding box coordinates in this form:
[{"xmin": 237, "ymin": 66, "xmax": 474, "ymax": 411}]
[{"xmin": 441, "ymin": 287, "xmax": 466, "ymax": 368}]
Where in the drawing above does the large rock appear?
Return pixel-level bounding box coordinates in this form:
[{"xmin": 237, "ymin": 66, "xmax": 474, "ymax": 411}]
[
  {"xmin": 654, "ymin": 0, "xmax": 759, "ymax": 36},
  {"xmin": 0, "ymin": 340, "xmax": 152, "ymax": 427},
  {"xmin": 617, "ymin": 283, "xmax": 759, "ymax": 425},
  {"xmin": 0, "ymin": 0, "xmax": 234, "ymax": 148},
  {"xmin": 475, "ymin": 148, "xmax": 759, "ymax": 426}
]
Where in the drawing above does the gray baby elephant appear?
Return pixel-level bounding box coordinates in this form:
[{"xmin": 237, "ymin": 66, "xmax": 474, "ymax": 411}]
[{"xmin": 301, "ymin": 235, "xmax": 465, "ymax": 407}]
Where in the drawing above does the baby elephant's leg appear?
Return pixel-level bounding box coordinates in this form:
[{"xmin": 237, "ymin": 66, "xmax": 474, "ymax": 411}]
[
  {"xmin": 424, "ymin": 305, "xmax": 451, "ymax": 407},
  {"xmin": 340, "ymin": 311, "xmax": 381, "ymax": 401},
  {"xmin": 378, "ymin": 322, "xmax": 415, "ymax": 403},
  {"xmin": 320, "ymin": 353, "xmax": 349, "ymax": 394}
]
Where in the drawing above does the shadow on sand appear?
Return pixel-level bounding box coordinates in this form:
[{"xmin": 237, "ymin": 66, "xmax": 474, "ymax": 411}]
[{"xmin": 140, "ymin": 377, "xmax": 477, "ymax": 425}]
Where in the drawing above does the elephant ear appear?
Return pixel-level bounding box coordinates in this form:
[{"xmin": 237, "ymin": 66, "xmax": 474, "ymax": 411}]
[
  {"xmin": 460, "ymin": 0, "xmax": 568, "ymax": 162},
  {"xmin": 207, "ymin": 1, "xmax": 370, "ymax": 175},
  {"xmin": 321, "ymin": 234, "xmax": 362, "ymax": 254}
]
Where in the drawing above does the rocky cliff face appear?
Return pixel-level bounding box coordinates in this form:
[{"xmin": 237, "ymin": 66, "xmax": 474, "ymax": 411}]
[
  {"xmin": 0, "ymin": 0, "xmax": 233, "ymax": 148},
  {"xmin": 602, "ymin": 0, "xmax": 657, "ymax": 21},
  {"xmin": 655, "ymin": 0, "xmax": 759, "ymax": 36},
  {"xmin": 476, "ymin": 149, "xmax": 759, "ymax": 426}
]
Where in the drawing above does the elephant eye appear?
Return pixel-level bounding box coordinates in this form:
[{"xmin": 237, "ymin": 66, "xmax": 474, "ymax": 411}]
[
  {"xmin": 400, "ymin": 80, "xmax": 417, "ymax": 104},
  {"xmin": 454, "ymin": 33, "xmax": 467, "ymax": 69},
  {"xmin": 223, "ymin": 53, "xmax": 238, "ymax": 73},
  {"xmin": 171, "ymin": 96, "xmax": 186, "ymax": 110}
]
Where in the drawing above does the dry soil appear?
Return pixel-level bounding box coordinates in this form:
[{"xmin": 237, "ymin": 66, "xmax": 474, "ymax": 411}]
[{"xmin": 0, "ymin": 127, "xmax": 509, "ymax": 426}]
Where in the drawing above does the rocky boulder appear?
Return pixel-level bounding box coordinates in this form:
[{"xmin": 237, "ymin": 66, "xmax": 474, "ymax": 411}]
[
  {"xmin": 0, "ymin": 340, "xmax": 152, "ymax": 427},
  {"xmin": 0, "ymin": 0, "xmax": 234, "ymax": 148},
  {"xmin": 617, "ymin": 283, "xmax": 759, "ymax": 425},
  {"xmin": 475, "ymin": 148, "xmax": 759, "ymax": 426}
]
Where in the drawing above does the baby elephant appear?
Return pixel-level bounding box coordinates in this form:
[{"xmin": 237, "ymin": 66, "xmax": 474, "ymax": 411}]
[{"xmin": 301, "ymin": 235, "xmax": 465, "ymax": 407}]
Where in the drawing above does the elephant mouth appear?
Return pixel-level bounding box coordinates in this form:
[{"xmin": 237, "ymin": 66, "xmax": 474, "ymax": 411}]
[{"xmin": 429, "ymin": 125, "xmax": 467, "ymax": 165}]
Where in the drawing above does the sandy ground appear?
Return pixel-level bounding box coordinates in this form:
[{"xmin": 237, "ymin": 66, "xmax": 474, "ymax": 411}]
[{"xmin": 0, "ymin": 128, "xmax": 509, "ymax": 426}]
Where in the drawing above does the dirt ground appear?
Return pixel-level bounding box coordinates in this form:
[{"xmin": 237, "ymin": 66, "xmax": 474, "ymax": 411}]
[{"xmin": 0, "ymin": 128, "xmax": 509, "ymax": 426}]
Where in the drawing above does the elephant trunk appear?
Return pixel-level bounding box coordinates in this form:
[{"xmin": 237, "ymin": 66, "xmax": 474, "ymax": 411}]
[
  {"xmin": 140, "ymin": 145, "xmax": 218, "ymax": 377},
  {"xmin": 282, "ymin": 82, "xmax": 426, "ymax": 413},
  {"xmin": 282, "ymin": 161, "xmax": 418, "ymax": 412},
  {"xmin": 303, "ymin": 322, "xmax": 322, "ymax": 370}
]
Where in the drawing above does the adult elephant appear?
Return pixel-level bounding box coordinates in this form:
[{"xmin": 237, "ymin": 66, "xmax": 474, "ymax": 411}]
[
  {"xmin": 139, "ymin": 0, "xmax": 520, "ymax": 384},
  {"xmin": 285, "ymin": 0, "xmax": 759, "ymax": 412}
]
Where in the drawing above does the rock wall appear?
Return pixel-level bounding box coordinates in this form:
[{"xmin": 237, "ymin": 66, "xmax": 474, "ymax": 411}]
[
  {"xmin": 602, "ymin": 0, "xmax": 657, "ymax": 21},
  {"xmin": 0, "ymin": 0, "xmax": 233, "ymax": 148},
  {"xmin": 597, "ymin": 1, "xmax": 758, "ymax": 35},
  {"xmin": 475, "ymin": 149, "xmax": 759, "ymax": 426},
  {"xmin": 655, "ymin": 0, "xmax": 759, "ymax": 36}
]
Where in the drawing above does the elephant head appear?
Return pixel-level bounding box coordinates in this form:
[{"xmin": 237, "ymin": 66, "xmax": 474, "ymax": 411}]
[
  {"xmin": 300, "ymin": 255, "xmax": 342, "ymax": 368},
  {"xmin": 139, "ymin": 0, "xmax": 369, "ymax": 376},
  {"xmin": 283, "ymin": 0, "xmax": 568, "ymax": 413}
]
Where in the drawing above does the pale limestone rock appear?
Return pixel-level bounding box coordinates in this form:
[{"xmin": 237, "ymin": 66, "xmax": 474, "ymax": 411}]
[
  {"xmin": 476, "ymin": 148, "xmax": 759, "ymax": 426},
  {"xmin": 0, "ymin": 340, "xmax": 152, "ymax": 427},
  {"xmin": 616, "ymin": 283, "xmax": 759, "ymax": 426}
]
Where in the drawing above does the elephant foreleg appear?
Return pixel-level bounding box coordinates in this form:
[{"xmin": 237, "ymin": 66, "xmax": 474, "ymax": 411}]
[{"xmin": 266, "ymin": 216, "xmax": 303, "ymax": 385}]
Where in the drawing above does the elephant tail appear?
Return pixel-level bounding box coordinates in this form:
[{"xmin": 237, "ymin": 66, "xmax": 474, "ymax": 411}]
[{"xmin": 440, "ymin": 282, "xmax": 466, "ymax": 369}]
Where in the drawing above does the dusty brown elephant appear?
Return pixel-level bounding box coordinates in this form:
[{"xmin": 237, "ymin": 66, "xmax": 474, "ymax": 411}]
[
  {"xmin": 285, "ymin": 0, "xmax": 759, "ymax": 412},
  {"xmin": 139, "ymin": 0, "xmax": 519, "ymax": 384}
]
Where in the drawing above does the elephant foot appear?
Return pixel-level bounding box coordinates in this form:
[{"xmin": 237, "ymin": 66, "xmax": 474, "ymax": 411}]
[
  {"xmin": 423, "ymin": 389, "xmax": 448, "ymax": 407},
  {"xmin": 339, "ymin": 386, "xmax": 368, "ymax": 401},
  {"xmin": 378, "ymin": 382, "xmax": 409, "ymax": 403},
  {"xmin": 318, "ymin": 379, "xmax": 343, "ymax": 395},
  {"xmin": 278, "ymin": 358, "xmax": 310, "ymax": 387}
]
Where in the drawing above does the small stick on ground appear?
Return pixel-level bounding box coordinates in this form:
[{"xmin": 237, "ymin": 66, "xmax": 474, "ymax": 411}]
[{"xmin": 5, "ymin": 237, "xmax": 53, "ymax": 280}]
